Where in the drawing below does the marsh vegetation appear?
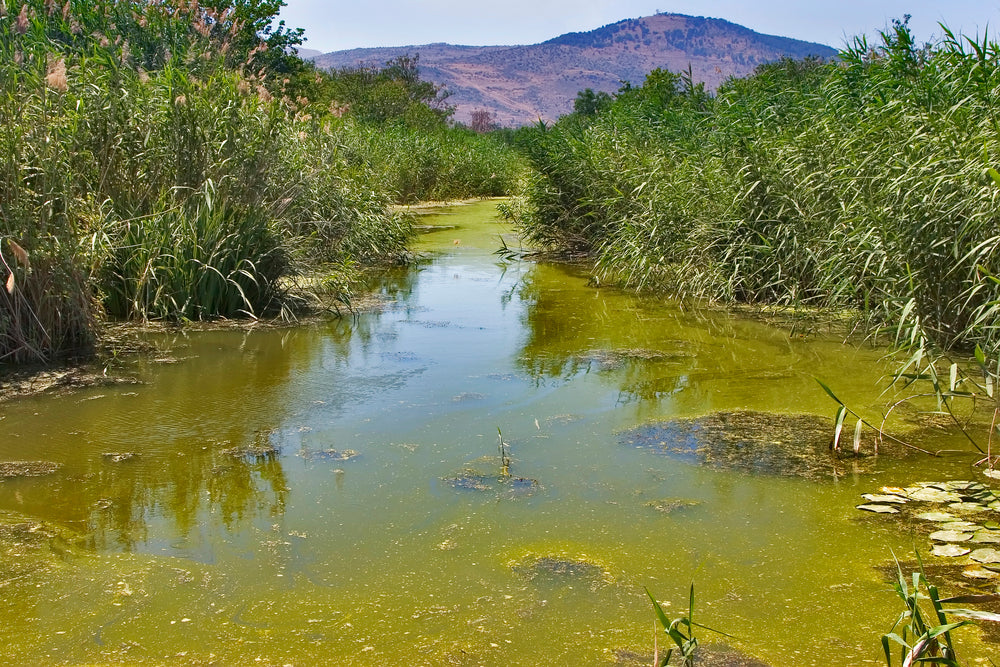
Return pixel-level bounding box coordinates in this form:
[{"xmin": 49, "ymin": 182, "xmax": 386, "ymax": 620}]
[
  {"xmin": 508, "ymin": 19, "xmax": 1000, "ymax": 437},
  {"xmin": 0, "ymin": 0, "xmax": 522, "ymax": 365}
]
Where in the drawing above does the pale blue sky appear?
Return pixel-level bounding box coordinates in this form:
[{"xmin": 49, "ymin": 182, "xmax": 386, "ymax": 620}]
[{"xmin": 279, "ymin": 1, "xmax": 1000, "ymax": 54}]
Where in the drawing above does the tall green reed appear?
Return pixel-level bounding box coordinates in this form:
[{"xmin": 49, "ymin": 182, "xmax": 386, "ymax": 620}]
[{"xmin": 513, "ymin": 21, "xmax": 1000, "ymax": 363}]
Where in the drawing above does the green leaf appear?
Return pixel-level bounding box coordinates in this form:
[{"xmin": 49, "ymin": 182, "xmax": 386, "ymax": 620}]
[
  {"xmin": 645, "ymin": 588, "xmax": 671, "ymax": 630},
  {"xmin": 988, "ymin": 167, "xmax": 1000, "ymax": 187},
  {"xmin": 943, "ymin": 608, "xmax": 1000, "ymax": 623},
  {"xmin": 816, "ymin": 378, "xmax": 844, "ymax": 405},
  {"xmin": 833, "ymin": 405, "xmax": 847, "ymax": 452},
  {"xmin": 924, "ymin": 620, "xmax": 970, "ymax": 639}
]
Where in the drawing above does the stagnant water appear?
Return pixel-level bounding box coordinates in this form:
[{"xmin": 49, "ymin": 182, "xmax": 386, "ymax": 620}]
[{"xmin": 0, "ymin": 200, "xmax": 995, "ymax": 665}]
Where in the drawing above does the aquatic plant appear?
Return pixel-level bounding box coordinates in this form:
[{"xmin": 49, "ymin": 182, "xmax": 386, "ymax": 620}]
[
  {"xmin": 0, "ymin": 0, "xmax": 520, "ymax": 363},
  {"xmin": 646, "ymin": 584, "xmax": 731, "ymax": 667},
  {"xmin": 497, "ymin": 427, "xmax": 511, "ymax": 478},
  {"xmin": 511, "ymin": 19, "xmax": 1000, "ymax": 369},
  {"xmin": 882, "ymin": 556, "xmax": 1000, "ymax": 666}
]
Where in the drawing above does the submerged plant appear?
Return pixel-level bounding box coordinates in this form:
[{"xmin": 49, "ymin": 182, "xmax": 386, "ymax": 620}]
[
  {"xmin": 882, "ymin": 555, "xmax": 1000, "ymax": 666},
  {"xmin": 646, "ymin": 584, "xmax": 732, "ymax": 667}
]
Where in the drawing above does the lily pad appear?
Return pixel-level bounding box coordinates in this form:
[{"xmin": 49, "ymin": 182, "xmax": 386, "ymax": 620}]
[
  {"xmin": 983, "ymin": 469, "xmax": 1000, "ymax": 480},
  {"xmin": 962, "ymin": 567, "xmax": 1000, "ymax": 580},
  {"xmin": 907, "ymin": 488, "xmax": 962, "ymax": 503},
  {"xmin": 915, "ymin": 512, "xmax": 958, "ymax": 522},
  {"xmin": 861, "ymin": 494, "xmax": 908, "ymax": 504},
  {"xmin": 929, "ymin": 530, "xmax": 974, "ymax": 542},
  {"xmin": 972, "ymin": 532, "xmax": 1000, "ymax": 544},
  {"xmin": 857, "ymin": 504, "xmax": 899, "ymax": 514},
  {"xmin": 949, "ymin": 502, "xmax": 988, "ymax": 513},
  {"xmin": 940, "ymin": 521, "xmax": 982, "ymax": 532},
  {"xmin": 931, "ymin": 544, "xmax": 971, "ymax": 557},
  {"xmin": 970, "ymin": 548, "xmax": 1000, "ymax": 564}
]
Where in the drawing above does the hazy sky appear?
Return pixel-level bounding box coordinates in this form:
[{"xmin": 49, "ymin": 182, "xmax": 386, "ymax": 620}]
[{"xmin": 278, "ymin": 1, "xmax": 1000, "ymax": 54}]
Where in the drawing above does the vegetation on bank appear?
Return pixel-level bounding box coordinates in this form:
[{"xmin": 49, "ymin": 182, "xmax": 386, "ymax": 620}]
[
  {"xmin": 0, "ymin": 0, "xmax": 521, "ymax": 365},
  {"xmin": 510, "ymin": 19, "xmax": 1000, "ymax": 372}
]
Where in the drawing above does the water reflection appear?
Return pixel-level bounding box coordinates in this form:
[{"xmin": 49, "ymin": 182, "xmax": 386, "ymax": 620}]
[
  {"xmin": 0, "ymin": 327, "xmax": 312, "ymax": 554},
  {"xmin": 513, "ymin": 259, "xmax": 895, "ymax": 419}
]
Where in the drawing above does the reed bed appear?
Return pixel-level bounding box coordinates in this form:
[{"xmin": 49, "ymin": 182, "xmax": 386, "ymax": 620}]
[
  {"xmin": 512, "ymin": 21, "xmax": 1000, "ymax": 366},
  {"xmin": 0, "ymin": 0, "xmax": 521, "ymax": 365}
]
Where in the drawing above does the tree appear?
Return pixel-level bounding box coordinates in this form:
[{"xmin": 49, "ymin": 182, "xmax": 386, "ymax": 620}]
[
  {"xmin": 470, "ymin": 109, "xmax": 498, "ymax": 133},
  {"xmin": 573, "ymin": 88, "xmax": 612, "ymax": 116}
]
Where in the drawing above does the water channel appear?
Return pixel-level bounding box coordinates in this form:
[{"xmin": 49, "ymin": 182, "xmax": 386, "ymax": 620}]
[{"xmin": 0, "ymin": 200, "xmax": 995, "ymax": 665}]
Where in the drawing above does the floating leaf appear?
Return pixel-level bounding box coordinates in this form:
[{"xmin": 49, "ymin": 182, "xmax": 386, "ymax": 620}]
[
  {"xmin": 857, "ymin": 504, "xmax": 899, "ymax": 514},
  {"xmin": 908, "ymin": 488, "xmax": 962, "ymax": 503},
  {"xmin": 961, "ymin": 568, "xmax": 1000, "ymax": 580},
  {"xmin": 862, "ymin": 494, "xmax": 908, "ymax": 504},
  {"xmin": 970, "ymin": 548, "xmax": 1000, "ymax": 564},
  {"xmin": 932, "ymin": 544, "xmax": 971, "ymax": 557},
  {"xmin": 940, "ymin": 521, "xmax": 981, "ymax": 532},
  {"xmin": 949, "ymin": 502, "xmax": 987, "ymax": 513},
  {"xmin": 929, "ymin": 530, "xmax": 974, "ymax": 542}
]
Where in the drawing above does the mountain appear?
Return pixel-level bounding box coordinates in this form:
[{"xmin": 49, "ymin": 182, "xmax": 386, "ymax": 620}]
[{"xmin": 308, "ymin": 13, "xmax": 838, "ymax": 126}]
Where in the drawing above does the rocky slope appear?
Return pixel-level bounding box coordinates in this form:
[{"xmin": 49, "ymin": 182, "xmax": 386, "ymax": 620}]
[{"xmin": 309, "ymin": 13, "xmax": 837, "ymax": 126}]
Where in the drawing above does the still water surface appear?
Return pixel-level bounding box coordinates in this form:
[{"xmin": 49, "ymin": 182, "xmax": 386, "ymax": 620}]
[{"xmin": 0, "ymin": 200, "xmax": 993, "ymax": 665}]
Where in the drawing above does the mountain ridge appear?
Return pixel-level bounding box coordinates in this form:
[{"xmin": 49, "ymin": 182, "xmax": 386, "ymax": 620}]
[{"xmin": 307, "ymin": 14, "xmax": 838, "ymax": 126}]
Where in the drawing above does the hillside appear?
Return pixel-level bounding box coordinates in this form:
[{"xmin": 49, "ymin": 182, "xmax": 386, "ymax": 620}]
[{"xmin": 310, "ymin": 13, "xmax": 838, "ymax": 126}]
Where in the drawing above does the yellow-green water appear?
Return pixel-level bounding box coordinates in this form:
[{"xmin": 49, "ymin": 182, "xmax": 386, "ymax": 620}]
[{"xmin": 0, "ymin": 200, "xmax": 995, "ymax": 665}]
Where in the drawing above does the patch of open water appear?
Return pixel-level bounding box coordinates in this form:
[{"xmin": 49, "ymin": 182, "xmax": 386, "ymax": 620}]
[{"xmin": 0, "ymin": 200, "xmax": 995, "ymax": 664}]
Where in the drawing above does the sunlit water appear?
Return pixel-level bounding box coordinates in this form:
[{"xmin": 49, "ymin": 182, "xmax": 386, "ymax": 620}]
[{"xmin": 0, "ymin": 200, "xmax": 995, "ymax": 665}]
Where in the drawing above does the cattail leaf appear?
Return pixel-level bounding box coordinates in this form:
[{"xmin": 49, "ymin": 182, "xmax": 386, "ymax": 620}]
[
  {"xmin": 988, "ymin": 167, "xmax": 1000, "ymax": 187},
  {"xmin": 949, "ymin": 363, "xmax": 958, "ymax": 393},
  {"xmin": 853, "ymin": 420, "xmax": 863, "ymax": 454},
  {"xmin": 816, "ymin": 378, "xmax": 844, "ymax": 405},
  {"xmin": 833, "ymin": 405, "xmax": 847, "ymax": 452},
  {"xmin": 645, "ymin": 588, "xmax": 672, "ymax": 630}
]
